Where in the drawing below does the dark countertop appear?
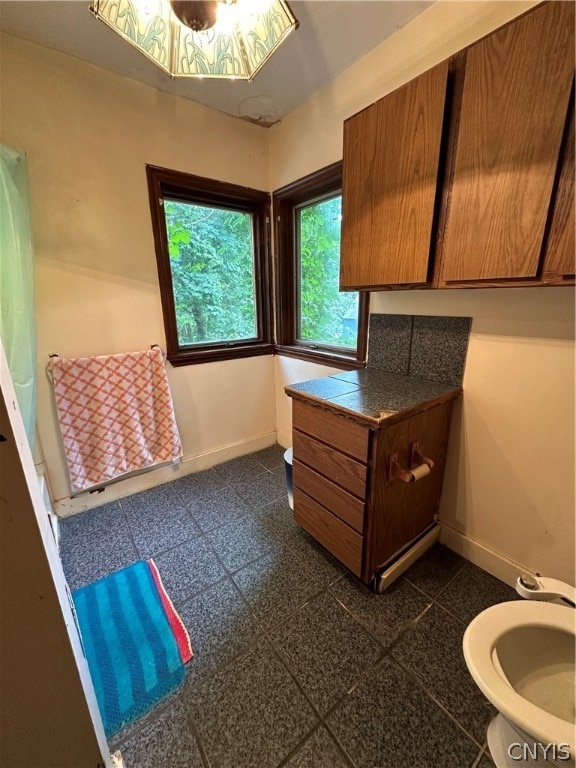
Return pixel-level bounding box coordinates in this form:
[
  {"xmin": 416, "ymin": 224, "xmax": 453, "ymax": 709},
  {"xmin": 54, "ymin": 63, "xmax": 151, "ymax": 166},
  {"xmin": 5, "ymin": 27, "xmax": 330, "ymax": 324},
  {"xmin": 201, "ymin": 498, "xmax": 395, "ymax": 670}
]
[{"xmin": 285, "ymin": 370, "xmax": 461, "ymax": 426}]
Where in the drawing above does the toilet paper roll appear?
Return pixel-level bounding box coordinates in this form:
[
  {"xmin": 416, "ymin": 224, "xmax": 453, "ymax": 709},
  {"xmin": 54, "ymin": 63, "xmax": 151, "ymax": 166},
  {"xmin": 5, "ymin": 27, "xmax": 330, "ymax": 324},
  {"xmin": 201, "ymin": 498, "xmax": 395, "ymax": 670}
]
[{"xmin": 409, "ymin": 463, "xmax": 431, "ymax": 481}]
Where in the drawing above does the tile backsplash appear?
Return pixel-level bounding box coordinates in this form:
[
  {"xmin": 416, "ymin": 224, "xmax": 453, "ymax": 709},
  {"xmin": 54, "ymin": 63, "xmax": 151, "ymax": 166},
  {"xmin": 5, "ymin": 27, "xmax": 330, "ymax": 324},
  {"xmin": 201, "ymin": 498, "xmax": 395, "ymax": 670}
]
[
  {"xmin": 367, "ymin": 314, "xmax": 472, "ymax": 387},
  {"xmin": 367, "ymin": 314, "xmax": 413, "ymax": 375}
]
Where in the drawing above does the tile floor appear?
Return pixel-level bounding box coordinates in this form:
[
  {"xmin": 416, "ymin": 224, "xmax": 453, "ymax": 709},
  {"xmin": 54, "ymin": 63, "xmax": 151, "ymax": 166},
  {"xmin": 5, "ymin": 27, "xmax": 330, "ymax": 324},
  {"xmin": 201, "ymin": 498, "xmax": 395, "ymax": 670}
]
[{"xmin": 60, "ymin": 444, "xmax": 519, "ymax": 768}]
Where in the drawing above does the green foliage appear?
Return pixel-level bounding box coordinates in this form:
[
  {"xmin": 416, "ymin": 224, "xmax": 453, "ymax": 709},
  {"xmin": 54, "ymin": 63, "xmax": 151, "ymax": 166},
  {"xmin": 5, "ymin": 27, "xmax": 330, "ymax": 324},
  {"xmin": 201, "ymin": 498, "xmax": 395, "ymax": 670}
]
[
  {"xmin": 298, "ymin": 196, "xmax": 359, "ymax": 349},
  {"xmin": 164, "ymin": 200, "xmax": 257, "ymax": 346},
  {"xmin": 164, "ymin": 194, "xmax": 359, "ymax": 351}
]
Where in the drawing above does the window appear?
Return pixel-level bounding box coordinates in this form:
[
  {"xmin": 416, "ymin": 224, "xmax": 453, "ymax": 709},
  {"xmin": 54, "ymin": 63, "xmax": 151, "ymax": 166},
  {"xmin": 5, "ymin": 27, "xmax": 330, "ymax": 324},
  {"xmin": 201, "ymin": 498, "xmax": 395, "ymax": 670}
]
[
  {"xmin": 146, "ymin": 165, "xmax": 272, "ymax": 365},
  {"xmin": 274, "ymin": 162, "xmax": 368, "ymax": 367}
]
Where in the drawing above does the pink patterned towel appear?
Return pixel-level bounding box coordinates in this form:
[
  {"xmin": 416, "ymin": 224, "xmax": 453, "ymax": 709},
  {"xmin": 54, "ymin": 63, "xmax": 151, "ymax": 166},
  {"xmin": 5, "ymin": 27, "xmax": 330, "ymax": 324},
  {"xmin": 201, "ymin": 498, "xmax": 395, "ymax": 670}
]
[{"xmin": 48, "ymin": 347, "xmax": 182, "ymax": 492}]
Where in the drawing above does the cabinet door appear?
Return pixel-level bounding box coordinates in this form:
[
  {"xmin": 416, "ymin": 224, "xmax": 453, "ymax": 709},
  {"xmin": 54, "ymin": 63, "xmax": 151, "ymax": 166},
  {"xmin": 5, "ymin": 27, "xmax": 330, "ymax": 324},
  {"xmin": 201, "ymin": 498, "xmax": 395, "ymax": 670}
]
[
  {"xmin": 340, "ymin": 60, "xmax": 448, "ymax": 289},
  {"xmin": 363, "ymin": 400, "xmax": 454, "ymax": 583},
  {"xmin": 437, "ymin": 2, "xmax": 575, "ymax": 284},
  {"xmin": 542, "ymin": 100, "xmax": 575, "ymax": 282}
]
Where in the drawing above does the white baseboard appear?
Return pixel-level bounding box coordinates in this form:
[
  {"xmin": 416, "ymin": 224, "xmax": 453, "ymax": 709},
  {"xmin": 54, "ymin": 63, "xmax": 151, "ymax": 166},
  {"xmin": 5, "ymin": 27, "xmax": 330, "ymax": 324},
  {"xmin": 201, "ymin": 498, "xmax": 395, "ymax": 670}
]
[
  {"xmin": 439, "ymin": 523, "xmax": 532, "ymax": 588},
  {"xmin": 55, "ymin": 431, "xmax": 278, "ymax": 518}
]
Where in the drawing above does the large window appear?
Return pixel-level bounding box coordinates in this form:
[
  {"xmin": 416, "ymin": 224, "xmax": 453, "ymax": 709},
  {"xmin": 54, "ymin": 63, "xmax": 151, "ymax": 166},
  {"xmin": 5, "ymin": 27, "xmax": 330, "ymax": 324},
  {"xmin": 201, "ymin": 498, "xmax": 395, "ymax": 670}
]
[
  {"xmin": 274, "ymin": 162, "xmax": 368, "ymax": 367},
  {"xmin": 146, "ymin": 165, "xmax": 272, "ymax": 365}
]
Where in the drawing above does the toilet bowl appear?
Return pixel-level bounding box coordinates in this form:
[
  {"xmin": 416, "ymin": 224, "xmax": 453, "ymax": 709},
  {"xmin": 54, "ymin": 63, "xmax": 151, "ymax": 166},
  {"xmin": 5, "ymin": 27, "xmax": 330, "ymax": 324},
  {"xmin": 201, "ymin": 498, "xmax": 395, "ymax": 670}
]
[{"xmin": 464, "ymin": 600, "xmax": 575, "ymax": 766}]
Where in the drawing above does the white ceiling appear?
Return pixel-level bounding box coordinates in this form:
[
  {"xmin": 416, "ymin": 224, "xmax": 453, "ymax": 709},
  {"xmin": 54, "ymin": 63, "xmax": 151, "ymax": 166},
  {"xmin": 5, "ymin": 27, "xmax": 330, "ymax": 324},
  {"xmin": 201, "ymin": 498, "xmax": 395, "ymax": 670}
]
[{"xmin": 0, "ymin": 1, "xmax": 431, "ymax": 126}]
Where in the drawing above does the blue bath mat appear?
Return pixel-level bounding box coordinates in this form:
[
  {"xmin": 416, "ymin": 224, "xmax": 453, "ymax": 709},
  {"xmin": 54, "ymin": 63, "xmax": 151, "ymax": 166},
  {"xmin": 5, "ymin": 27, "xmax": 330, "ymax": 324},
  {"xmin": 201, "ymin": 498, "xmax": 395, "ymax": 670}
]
[{"xmin": 72, "ymin": 560, "xmax": 193, "ymax": 738}]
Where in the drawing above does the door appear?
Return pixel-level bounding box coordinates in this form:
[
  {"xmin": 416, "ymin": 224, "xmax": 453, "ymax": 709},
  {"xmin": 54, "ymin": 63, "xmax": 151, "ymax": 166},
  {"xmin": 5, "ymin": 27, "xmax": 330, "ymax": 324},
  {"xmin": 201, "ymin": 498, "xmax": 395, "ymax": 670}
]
[{"xmin": 0, "ymin": 342, "xmax": 111, "ymax": 768}]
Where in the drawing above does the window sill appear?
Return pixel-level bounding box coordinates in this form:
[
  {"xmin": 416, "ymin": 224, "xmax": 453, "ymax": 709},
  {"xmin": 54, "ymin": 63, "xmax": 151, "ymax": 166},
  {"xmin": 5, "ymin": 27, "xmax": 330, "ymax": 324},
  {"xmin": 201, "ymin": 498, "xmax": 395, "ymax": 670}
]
[
  {"xmin": 274, "ymin": 344, "xmax": 366, "ymax": 370},
  {"xmin": 168, "ymin": 343, "xmax": 274, "ymax": 366}
]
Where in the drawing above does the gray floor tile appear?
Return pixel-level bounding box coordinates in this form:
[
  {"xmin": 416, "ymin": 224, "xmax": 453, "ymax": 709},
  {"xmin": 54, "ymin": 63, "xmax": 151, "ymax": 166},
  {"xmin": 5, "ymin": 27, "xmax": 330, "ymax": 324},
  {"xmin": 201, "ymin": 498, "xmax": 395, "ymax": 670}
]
[
  {"xmin": 283, "ymin": 726, "xmax": 351, "ymax": 768},
  {"xmin": 253, "ymin": 444, "xmax": 287, "ymax": 471},
  {"xmin": 257, "ymin": 497, "xmax": 302, "ymax": 542},
  {"xmin": 120, "ymin": 483, "xmax": 182, "ymax": 518},
  {"xmin": 63, "ymin": 529, "xmax": 139, "ymax": 590},
  {"xmin": 326, "ymin": 657, "xmax": 478, "ymax": 768},
  {"xmin": 119, "ymin": 699, "xmax": 204, "ymax": 768},
  {"xmin": 215, "ymin": 454, "xmax": 268, "ymax": 485},
  {"xmin": 179, "ymin": 577, "xmax": 261, "ymax": 684},
  {"xmin": 235, "ymin": 468, "xmax": 287, "ymax": 510},
  {"xmin": 207, "ymin": 515, "xmax": 281, "ymax": 572},
  {"xmin": 110, "ymin": 691, "xmax": 182, "ymax": 750},
  {"xmin": 270, "ymin": 592, "xmax": 382, "ymax": 715},
  {"xmin": 478, "ymin": 752, "xmax": 495, "ymax": 767},
  {"xmin": 288, "ymin": 531, "xmax": 347, "ymax": 586},
  {"xmin": 330, "ymin": 572, "xmax": 430, "ymax": 647},
  {"xmin": 121, "ymin": 485, "xmax": 201, "ymax": 558},
  {"xmin": 403, "ymin": 543, "xmax": 466, "ymax": 597},
  {"xmin": 392, "ymin": 603, "xmax": 495, "ymax": 744},
  {"xmin": 171, "ymin": 468, "xmax": 227, "ymax": 504},
  {"xmin": 59, "ymin": 501, "xmax": 127, "ymax": 544},
  {"xmin": 186, "ymin": 486, "xmax": 250, "ymax": 534},
  {"xmin": 232, "ymin": 548, "xmax": 323, "ymax": 630},
  {"xmin": 436, "ymin": 562, "xmax": 519, "ymax": 625},
  {"xmin": 128, "ymin": 509, "xmax": 200, "ymax": 559},
  {"xmin": 62, "ymin": 448, "xmax": 492, "ymax": 768},
  {"xmin": 154, "ymin": 536, "xmax": 226, "ymax": 605},
  {"xmin": 185, "ymin": 637, "xmax": 317, "ymax": 768}
]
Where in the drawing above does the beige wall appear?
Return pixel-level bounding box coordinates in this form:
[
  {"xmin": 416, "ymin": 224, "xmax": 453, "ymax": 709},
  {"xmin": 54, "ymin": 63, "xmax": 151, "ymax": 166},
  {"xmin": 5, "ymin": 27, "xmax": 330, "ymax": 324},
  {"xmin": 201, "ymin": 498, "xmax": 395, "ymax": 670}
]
[
  {"xmin": 268, "ymin": 1, "xmax": 539, "ymax": 188},
  {"xmin": 269, "ymin": 0, "xmax": 575, "ymax": 585},
  {"xmin": 1, "ymin": 34, "xmax": 276, "ymax": 507}
]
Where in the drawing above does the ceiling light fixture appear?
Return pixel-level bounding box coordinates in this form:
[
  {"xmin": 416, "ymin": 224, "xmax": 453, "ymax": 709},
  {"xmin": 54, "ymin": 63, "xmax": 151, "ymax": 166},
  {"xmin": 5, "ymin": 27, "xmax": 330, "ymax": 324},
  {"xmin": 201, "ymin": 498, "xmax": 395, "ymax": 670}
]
[{"xmin": 90, "ymin": 0, "xmax": 298, "ymax": 81}]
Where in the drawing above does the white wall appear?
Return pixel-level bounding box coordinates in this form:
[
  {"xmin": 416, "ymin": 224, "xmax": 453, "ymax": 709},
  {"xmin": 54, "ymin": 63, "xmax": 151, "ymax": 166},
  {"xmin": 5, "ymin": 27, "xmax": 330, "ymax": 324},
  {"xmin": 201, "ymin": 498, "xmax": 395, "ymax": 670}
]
[
  {"xmin": 269, "ymin": 1, "xmax": 575, "ymax": 585},
  {"xmin": 0, "ymin": 34, "xmax": 276, "ymax": 513},
  {"xmin": 274, "ymin": 355, "xmax": 344, "ymax": 447}
]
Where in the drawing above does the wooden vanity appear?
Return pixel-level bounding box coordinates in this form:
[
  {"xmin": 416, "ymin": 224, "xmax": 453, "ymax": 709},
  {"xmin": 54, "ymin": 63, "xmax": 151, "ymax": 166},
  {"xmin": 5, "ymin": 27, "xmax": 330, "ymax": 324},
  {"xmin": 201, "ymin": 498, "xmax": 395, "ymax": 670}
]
[{"xmin": 286, "ymin": 372, "xmax": 461, "ymax": 584}]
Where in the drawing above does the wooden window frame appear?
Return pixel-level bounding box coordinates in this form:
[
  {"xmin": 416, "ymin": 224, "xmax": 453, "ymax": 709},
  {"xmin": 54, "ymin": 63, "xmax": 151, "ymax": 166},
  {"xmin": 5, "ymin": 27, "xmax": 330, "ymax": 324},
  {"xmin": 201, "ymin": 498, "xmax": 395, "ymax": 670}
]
[
  {"xmin": 273, "ymin": 161, "xmax": 368, "ymax": 369},
  {"xmin": 146, "ymin": 164, "xmax": 273, "ymax": 366}
]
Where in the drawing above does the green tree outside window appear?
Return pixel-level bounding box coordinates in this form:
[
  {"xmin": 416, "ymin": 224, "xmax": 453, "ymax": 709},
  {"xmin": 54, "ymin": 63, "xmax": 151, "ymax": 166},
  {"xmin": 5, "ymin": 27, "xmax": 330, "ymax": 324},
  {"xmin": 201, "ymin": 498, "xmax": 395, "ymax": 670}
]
[
  {"xmin": 297, "ymin": 195, "xmax": 359, "ymax": 349},
  {"xmin": 163, "ymin": 200, "xmax": 257, "ymax": 346}
]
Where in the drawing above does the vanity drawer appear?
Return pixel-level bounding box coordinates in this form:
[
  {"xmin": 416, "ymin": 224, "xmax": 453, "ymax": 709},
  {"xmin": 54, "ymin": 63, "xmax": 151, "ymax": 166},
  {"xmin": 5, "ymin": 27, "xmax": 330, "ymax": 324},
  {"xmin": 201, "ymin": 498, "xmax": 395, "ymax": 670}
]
[
  {"xmin": 293, "ymin": 487, "xmax": 363, "ymax": 577},
  {"xmin": 293, "ymin": 430, "xmax": 367, "ymax": 499},
  {"xmin": 293, "ymin": 459, "xmax": 365, "ymax": 533},
  {"xmin": 292, "ymin": 399, "xmax": 369, "ymax": 462}
]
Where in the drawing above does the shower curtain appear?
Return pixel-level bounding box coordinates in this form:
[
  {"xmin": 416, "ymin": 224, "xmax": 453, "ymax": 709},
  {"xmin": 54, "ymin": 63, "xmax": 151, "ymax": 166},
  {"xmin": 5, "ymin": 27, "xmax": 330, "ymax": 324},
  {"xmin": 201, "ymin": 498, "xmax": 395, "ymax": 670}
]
[{"xmin": 0, "ymin": 144, "xmax": 37, "ymax": 448}]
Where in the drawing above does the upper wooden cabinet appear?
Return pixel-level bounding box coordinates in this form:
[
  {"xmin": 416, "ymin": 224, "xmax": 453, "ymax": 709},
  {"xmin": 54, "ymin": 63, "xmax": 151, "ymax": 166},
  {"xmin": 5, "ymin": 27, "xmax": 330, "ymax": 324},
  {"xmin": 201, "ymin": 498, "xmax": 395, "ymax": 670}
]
[
  {"xmin": 436, "ymin": 1, "xmax": 575, "ymax": 285},
  {"xmin": 340, "ymin": 2, "xmax": 575, "ymax": 291},
  {"xmin": 340, "ymin": 61, "xmax": 449, "ymax": 289},
  {"xmin": 541, "ymin": 103, "xmax": 575, "ymax": 282}
]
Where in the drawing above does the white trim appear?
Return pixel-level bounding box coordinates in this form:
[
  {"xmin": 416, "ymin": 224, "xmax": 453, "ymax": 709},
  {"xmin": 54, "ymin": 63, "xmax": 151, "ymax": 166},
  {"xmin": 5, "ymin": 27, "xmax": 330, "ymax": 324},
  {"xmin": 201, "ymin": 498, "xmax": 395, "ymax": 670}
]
[
  {"xmin": 439, "ymin": 523, "xmax": 534, "ymax": 588},
  {"xmin": 377, "ymin": 525, "xmax": 440, "ymax": 592},
  {"xmin": 56, "ymin": 431, "xmax": 278, "ymax": 517}
]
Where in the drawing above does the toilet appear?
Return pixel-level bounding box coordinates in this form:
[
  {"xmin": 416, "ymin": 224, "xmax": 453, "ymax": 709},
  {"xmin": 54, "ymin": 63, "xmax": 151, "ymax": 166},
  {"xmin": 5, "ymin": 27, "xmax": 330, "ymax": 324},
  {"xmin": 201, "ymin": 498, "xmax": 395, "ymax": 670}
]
[{"xmin": 463, "ymin": 579, "xmax": 576, "ymax": 767}]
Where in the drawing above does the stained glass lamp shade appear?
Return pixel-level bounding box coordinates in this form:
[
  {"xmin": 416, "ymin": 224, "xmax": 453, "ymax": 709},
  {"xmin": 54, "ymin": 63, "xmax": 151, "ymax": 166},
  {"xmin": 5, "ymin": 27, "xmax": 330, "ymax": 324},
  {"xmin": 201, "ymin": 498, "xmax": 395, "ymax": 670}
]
[{"xmin": 90, "ymin": 0, "xmax": 298, "ymax": 81}]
